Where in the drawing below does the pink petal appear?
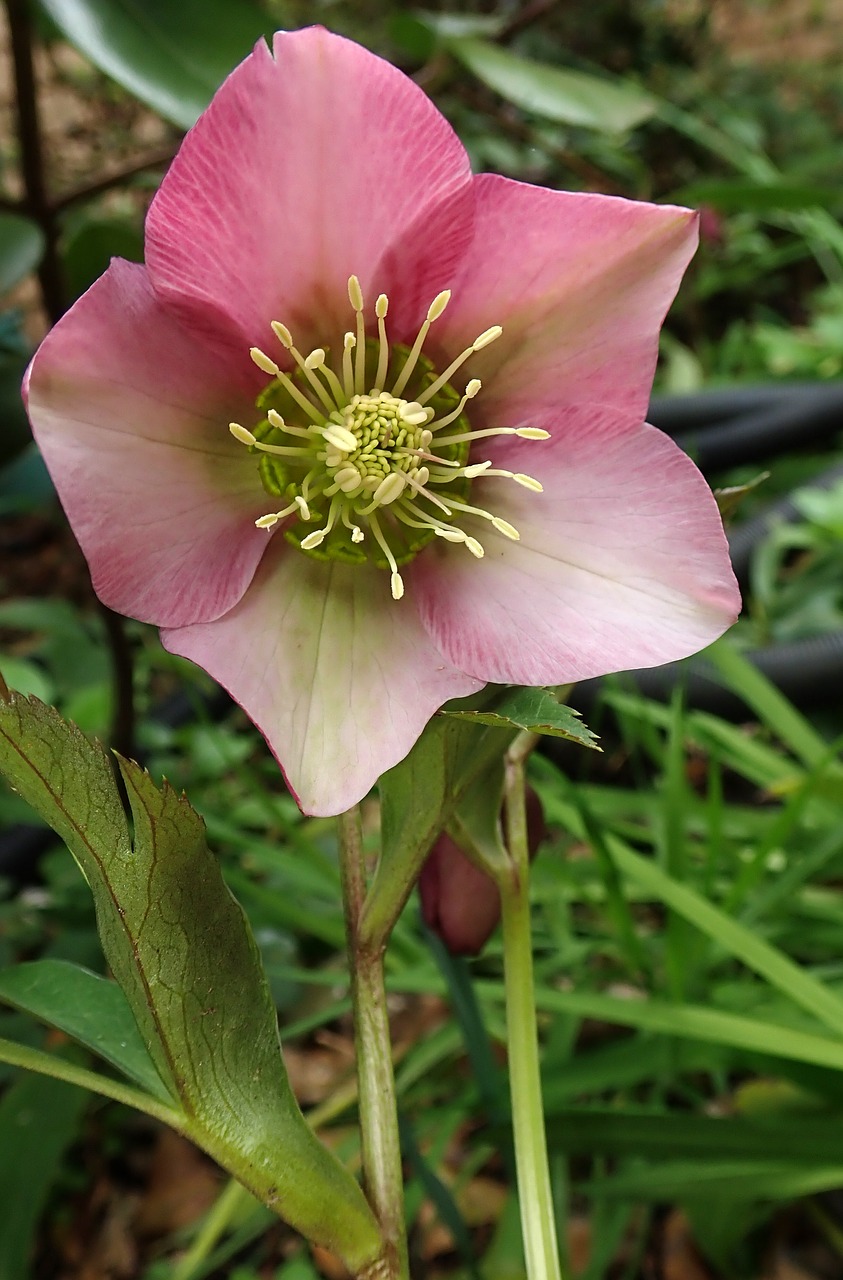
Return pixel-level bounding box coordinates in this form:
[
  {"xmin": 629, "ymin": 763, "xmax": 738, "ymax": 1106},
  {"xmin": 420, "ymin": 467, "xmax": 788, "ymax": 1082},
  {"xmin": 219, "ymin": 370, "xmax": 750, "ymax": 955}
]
[
  {"xmin": 26, "ymin": 260, "xmax": 270, "ymax": 628},
  {"xmin": 411, "ymin": 407, "xmax": 740, "ymax": 685},
  {"xmin": 145, "ymin": 28, "xmax": 475, "ymax": 353},
  {"xmin": 162, "ymin": 543, "xmax": 483, "ymax": 816},
  {"xmin": 434, "ymin": 175, "xmax": 698, "ymax": 424}
]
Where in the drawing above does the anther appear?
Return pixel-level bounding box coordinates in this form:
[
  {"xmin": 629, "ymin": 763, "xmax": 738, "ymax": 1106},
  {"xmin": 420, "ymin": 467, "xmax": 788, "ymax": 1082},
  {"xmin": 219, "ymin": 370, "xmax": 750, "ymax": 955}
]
[
  {"xmin": 347, "ymin": 275, "xmax": 364, "ymax": 312},
  {"xmin": 518, "ymin": 428, "xmax": 551, "ymax": 439},
  {"xmin": 250, "ymin": 347, "xmax": 280, "ymax": 376},
  {"xmin": 230, "ymin": 422, "xmax": 257, "ymax": 446},
  {"xmin": 491, "ymin": 517, "xmax": 520, "ymax": 540},
  {"xmin": 271, "ymin": 322, "xmax": 294, "ymax": 348},
  {"xmin": 427, "ymin": 290, "xmax": 451, "ymax": 322},
  {"xmin": 374, "ymin": 472, "xmax": 407, "ymax": 505},
  {"xmin": 322, "ymin": 424, "xmax": 358, "ymax": 452},
  {"xmin": 473, "ymin": 325, "xmax": 502, "ymax": 350},
  {"xmin": 375, "ymin": 294, "xmax": 390, "ymax": 391},
  {"xmin": 347, "ymin": 275, "xmax": 367, "ymax": 394}
]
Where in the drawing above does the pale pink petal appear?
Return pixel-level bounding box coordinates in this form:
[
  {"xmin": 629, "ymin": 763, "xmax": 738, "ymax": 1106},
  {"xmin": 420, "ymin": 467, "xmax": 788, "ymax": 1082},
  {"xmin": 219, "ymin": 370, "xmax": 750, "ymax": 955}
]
[
  {"xmin": 411, "ymin": 407, "xmax": 740, "ymax": 685},
  {"xmin": 434, "ymin": 175, "xmax": 698, "ymax": 424},
  {"xmin": 26, "ymin": 260, "xmax": 271, "ymax": 628},
  {"xmin": 145, "ymin": 28, "xmax": 475, "ymax": 353},
  {"xmin": 162, "ymin": 543, "xmax": 483, "ymax": 816}
]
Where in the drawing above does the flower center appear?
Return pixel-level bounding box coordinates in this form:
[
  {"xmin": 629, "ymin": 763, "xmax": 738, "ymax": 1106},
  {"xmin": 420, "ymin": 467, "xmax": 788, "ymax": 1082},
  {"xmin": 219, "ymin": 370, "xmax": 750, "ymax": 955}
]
[{"xmin": 229, "ymin": 276, "xmax": 549, "ymax": 600}]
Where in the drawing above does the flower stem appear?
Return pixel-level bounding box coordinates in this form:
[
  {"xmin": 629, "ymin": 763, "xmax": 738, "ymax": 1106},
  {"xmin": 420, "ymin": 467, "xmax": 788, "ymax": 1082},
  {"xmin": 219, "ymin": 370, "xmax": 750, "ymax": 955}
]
[
  {"xmin": 338, "ymin": 805, "xmax": 409, "ymax": 1280},
  {"xmin": 499, "ymin": 734, "xmax": 565, "ymax": 1280}
]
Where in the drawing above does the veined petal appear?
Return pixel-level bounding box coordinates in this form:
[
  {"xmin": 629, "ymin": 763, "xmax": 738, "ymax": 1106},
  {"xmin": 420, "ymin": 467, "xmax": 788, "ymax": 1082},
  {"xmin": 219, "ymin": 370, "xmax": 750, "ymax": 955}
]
[
  {"xmin": 436, "ymin": 175, "xmax": 698, "ymax": 424},
  {"xmin": 411, "ymin": 407, "xmax": 740, "ymax": 685},
  {"xmin": 145, "ymin": 27, "xmax": 475, "ymax": 350},
  {"xmin": 161, "ymin": 544, "xmax": 483, "ymax": 816},
  {"xmin": 26, "ymin": 260, "xmax": 269, "ymax": 628}
]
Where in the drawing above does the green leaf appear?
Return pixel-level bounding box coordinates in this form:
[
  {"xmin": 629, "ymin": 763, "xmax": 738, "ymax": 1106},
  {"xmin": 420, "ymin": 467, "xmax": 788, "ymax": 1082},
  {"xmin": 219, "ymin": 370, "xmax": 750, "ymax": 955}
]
[
  {"xmin": 545, "ymin": 1107, "xmax": 843, "ymax": 1165},
  {"xmin": 0, "ymin": 959, "xmax": 170, "ymax": 1100},
  {"xmin": 584, "ymin": 1159, "xmax": 843, "ymax": 1202},
  {"xmin": 36, "ymin": 0, "xmax": 272, "ymax": 128},
  {"xmin": 414, "ymin": 9, "xmax": 506, "ymax": 40},
  {"xmin": 62, "ymin": 217, "xmax": 143, "ymax": 301},
  {"xmin": 607, "ymin": 839, "xmax": 843, "ymax": 1038},
  {"xmin": 446, "ymin": 38, "xmax": 657, "ymax": 133},
  {"xmin": 442, "ymin": 686, "xmax": 600, "ymax": 750},
  {"xmin": 0, "ymin": 681, "xmax": 382, "ymax": 1273},
  {"xmin": 523, "ymin": 985, "xmax": 843, "ymax": 1073},
  {"xmin": 0, "ymin": 655, "xmax": 53, "ymax": 703},
  {"xmin": 705, "ymin": 639, "xmax": 834, "ymax": 772},
  {"xmin": 673, "ymin": 178, "xmax": 843, "ymax": 213},
  {"xmin": 0, "ymin": 213, "xmax": 45, "ymax": 295},
  {"xmin": 0, "ymin": 1072, "xmax": 88, "ymax": 1278}
]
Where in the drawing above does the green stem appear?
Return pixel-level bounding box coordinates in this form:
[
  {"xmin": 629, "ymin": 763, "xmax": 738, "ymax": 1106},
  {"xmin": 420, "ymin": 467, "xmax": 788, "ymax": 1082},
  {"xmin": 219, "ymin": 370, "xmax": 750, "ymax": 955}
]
[
  {"xmin": 498, "ymin": 735, "xmax": 565, "ymax": 1280},
  {"xmin": 170, "ymin": 1177, "xmax": 255, "ymax": 1280},
  {"xmin": 339, "ymin": 806, "xmax": 409, "ymax": 1280},
  {"xmin": 0, "ymin": 1035, "xmax": 183, "ymax": 1127}
]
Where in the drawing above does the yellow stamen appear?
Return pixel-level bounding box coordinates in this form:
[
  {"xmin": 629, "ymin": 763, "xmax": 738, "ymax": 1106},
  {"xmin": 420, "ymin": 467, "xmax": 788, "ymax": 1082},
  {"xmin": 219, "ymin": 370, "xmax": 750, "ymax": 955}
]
[
  {"xmin": 369, "ymin": 513, "xmax": 404, "ymax": 600},
  {"xmin": 391, "ymin": 289, "xmax": 451, "ymax": 398},
  {"xmin": 342, "ymin": 332, "xmax": 356, "ymax": 400},
  {"xmin": 375, "ymin": 294, "xmax": 389, "ymax": 391},
  {"xmin": 348, "ymin": 275, "xmax": 367, "ymax": 394},
  {"xmin": 415, "ymin": 326, "xmax": 502, "ymax": 407}
]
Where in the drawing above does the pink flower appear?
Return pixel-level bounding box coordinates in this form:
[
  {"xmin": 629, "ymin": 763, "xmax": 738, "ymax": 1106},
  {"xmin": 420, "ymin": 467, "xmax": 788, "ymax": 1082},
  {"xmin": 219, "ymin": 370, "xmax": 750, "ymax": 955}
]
[{"xmin": 25, "ymin": 28, "xmax": 739, "ymax": 816}]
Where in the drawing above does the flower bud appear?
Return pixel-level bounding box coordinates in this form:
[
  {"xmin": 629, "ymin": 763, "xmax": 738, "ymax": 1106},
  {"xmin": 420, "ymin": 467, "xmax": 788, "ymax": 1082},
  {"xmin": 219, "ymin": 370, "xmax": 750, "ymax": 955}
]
[{"xmin": 419, "ymin": 788, "xmax": 546, "ymax": 956}]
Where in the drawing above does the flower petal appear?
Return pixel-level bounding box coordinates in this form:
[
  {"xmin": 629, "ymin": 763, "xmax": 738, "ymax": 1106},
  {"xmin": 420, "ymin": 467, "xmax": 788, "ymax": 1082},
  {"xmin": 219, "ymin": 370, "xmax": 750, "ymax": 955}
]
[
  {"xmin": 162, "ymin": 543, "xmax": 484, "ymax": 816},
  {"xmin": 411, "ymin": 407, "xmax": 740, "ymax": 685},
  {"xmin": 145, "ymin": 27, "xmax": 475, "ymax": 351},
  {"xmin": 26, "ymin": 259, "xmax": 270, "ymax": 628},
  {"xmin": 436, "ymin": 175, "xmax": 698, "ymax": 424}
]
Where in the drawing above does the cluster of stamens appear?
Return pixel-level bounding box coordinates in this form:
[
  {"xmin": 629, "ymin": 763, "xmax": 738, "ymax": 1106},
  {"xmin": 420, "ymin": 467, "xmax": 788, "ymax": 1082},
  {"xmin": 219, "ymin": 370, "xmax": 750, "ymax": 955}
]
[{"xmin": 229, "ymin": 275, "xmax": 549, "ymax": 600}]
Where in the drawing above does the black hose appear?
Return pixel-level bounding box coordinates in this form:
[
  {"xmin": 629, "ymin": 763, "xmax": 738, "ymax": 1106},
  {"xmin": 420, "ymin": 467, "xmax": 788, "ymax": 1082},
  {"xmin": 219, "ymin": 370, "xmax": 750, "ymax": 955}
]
[
  {"xmin": 652, "ymin": 384, "xmax": 843, "ymax": 472},
  {"xmin": 572, "ymin": 629, "xmax": 843, "ymax": 722}
]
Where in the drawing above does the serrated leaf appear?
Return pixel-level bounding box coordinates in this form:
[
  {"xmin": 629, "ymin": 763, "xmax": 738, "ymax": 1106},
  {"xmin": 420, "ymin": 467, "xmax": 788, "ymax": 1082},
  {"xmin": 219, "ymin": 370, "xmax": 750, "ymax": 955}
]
[
  {"xmin": 447, "ymin": 38, "xmax": 657, "ymax": 133},
  {"xmin": 0, "ymin": 959, "xmax": 170, "ymax": 1100},
  {"xmin": 442, "ymin": 686, "xmax": 600, "ymax": 750},
  {"xmin": 36, "ymin": 0, "xmax": 271, "ymax": 129},
  {"xmin": 0, "ymin": 681, "xmax": 381, "ymax": 1271}
]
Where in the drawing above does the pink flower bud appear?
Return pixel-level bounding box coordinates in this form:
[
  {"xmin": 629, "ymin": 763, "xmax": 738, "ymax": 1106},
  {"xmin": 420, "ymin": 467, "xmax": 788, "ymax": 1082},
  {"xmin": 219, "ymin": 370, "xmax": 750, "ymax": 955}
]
[{"xmin": 420, "ymin": 788, "xmax": 546, "ymax": 956}]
